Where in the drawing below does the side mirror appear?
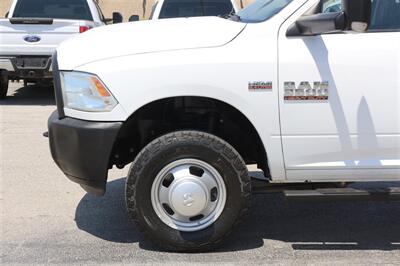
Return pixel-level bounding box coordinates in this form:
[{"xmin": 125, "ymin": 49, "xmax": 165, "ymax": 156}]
[
  {"xmin": 128, "ymin": 15, "xmax": 140, "ymax": 22},
  {"xmin": 5, "ymin": 11, "xmax": 9, "ymax": 18},
  {"xmin": 342, "ymin": 0, "xmax": 371, "ymax": 32},
  {"xmin": 112, "ymin": 12, "xmax": 123, "ymax": 24},
  {"xmin": 287, "ymin": 12, "xmax": 346, "ymax": 36}
]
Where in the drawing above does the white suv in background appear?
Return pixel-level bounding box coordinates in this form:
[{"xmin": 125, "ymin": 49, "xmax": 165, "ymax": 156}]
[
  {"xmin": 0, "ymin": 0, "xmax": 122, "ymax": 99},
  {"xmin": 149, "ymin": 0, "xmax": 239, "ymax": 19}
]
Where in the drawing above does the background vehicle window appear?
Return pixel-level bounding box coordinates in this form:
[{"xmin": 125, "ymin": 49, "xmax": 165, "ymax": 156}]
[
  {"xmin": 12, "ymin": 0, "xmax": 93, "ymax": 21},
  {"xmin": 159, "ymin": 0, "xmax": 233, "ymax": 19},
  {"xmin": 321, "ymin": 0, "xmax": 400, "ymax": 31}
]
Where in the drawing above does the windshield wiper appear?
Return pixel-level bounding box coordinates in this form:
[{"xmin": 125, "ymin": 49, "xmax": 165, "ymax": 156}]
[
  {"xmin": 219, "ymin": 8, "xmax": 241, "ymax": 21},
  {"xmin": 228, "ymin": 13, "xmax": 241, "ymax": 21}
]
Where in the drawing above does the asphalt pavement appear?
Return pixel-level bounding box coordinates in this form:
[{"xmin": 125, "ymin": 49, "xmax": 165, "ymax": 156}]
[{"xmin": 1, "ymin": 82, "xmax": 400, "ymax": 265}]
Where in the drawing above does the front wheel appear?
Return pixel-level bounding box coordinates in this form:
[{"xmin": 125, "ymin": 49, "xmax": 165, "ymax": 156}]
[{"xmin": 125, "ymin": 131, "xmax": 250, "ymax": 251}]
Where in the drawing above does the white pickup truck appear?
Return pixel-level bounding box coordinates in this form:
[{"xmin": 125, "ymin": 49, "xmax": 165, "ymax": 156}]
[
  {"xmin": 48, "ymin": 0, "xmax": 400, "ymax": 251},
  {"xmin": 149, "ymin": 0, "xmax": 239, "ymax": 19},
  {"xmin": 0, "ymin": 0, "xmax": 122, "ymax": 99}
]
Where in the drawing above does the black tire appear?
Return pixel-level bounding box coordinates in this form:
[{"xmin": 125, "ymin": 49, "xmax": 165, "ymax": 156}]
[
  {"xmin": 0, "ymin": 74, "xmax": 9, "ymax": 99},
  {"xmin": 125, "ymin": 131, "xmax": 251, "ymax": 252}
]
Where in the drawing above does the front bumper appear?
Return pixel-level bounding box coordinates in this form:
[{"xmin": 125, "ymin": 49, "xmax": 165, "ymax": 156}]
[{"xmin": 48, "ymin": 111, "xmax": 122, "ymax": 196}]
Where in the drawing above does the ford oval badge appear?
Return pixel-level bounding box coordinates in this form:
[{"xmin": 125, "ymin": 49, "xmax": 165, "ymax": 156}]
[{"xmin": 24, "ymin": 35, "xmax": 41, "ymax": 43}]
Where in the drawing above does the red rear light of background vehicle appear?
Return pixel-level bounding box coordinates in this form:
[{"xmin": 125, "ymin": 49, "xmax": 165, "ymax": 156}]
[{"xmin": 79, "ymin": 26, "xmax": 91, "ymax": 33}]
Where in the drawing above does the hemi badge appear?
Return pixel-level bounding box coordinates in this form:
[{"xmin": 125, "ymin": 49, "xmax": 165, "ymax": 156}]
[{"xmin": 249, "ymin": 81, "xmax": 272, "ymax": 91}]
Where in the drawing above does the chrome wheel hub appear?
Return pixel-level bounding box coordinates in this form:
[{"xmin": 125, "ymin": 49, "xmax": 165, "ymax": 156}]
[{"xmin": 151, "ymin": 159, "xmax": 227, "ymax": 232}]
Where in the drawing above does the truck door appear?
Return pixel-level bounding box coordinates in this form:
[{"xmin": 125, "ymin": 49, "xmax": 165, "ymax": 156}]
[{"xmin": 278, "ymin": 0, "xmax": 400, "ymax": 181}]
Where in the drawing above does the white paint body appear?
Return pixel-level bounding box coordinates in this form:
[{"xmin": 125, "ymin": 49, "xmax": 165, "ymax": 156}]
[
  {"xmin": 150, "ymin": 0, "xmax": 239, "ymax": 20},
  {"xmin": 56, "ymin": 0, "xmax": 400, "ymax": 182},
  {"xmin": 0, "ymin": 0, "xmax": 105, "ymax": 68}
]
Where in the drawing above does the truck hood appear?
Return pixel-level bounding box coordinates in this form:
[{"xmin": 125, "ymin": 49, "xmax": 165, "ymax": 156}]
[{"xmin": 57, "ymin": 17, "xmax": 245, "ymax": 70}]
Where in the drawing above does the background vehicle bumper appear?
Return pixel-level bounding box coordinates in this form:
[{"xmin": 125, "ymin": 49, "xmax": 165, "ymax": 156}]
[
  {"xmin": 0, "ymin": 58, "xmax": 14, "ymax": 71},
  {"xmin": 48, "ymin": 111, "xmax": 122, "ymax": 196},
  {"xmin": 0, "ymin": 56, "xmax": 52, "ymax": 79}
]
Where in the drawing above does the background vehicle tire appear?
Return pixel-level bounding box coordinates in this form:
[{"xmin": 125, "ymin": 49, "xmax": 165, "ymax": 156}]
[
  {"xmin": 0, "ymin": 74, "xmax": 9, "ymax": 99},
  {"xmin": 125, "ymin": 131, "xmax": 251, "ymax": 251}
]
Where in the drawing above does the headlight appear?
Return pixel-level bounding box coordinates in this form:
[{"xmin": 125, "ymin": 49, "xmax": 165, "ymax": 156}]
[{"xmin": 60, "ymin": 71, "xmax": 117, "ymax": 112}]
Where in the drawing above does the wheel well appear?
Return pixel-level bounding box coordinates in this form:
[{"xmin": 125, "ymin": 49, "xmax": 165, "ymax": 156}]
[{"xmin": 109, "ymin": 97, "xmax": 270, "ymax": 177}]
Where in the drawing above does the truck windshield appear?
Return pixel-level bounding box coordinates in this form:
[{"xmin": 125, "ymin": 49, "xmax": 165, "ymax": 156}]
[
  {"xmin": 236, "ymin": 0, "xmax": 293, "ymax": 23},
  {"xmin": 159, "ymin": 0, "xmax": 234, "ymax": 19},
  {"xmin": 12, "ymin": 0, "xmax": 93, "ymax": 21}
]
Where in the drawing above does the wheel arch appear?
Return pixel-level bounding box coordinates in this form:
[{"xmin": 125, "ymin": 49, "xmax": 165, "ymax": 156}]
[{"xmin": 109, "ymin": 96, "xmax": 270, "ymax": 177}]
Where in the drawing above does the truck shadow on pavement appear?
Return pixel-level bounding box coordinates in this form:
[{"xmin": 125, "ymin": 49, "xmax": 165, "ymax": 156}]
[
  {"xmin": 0, "ymin": 83, "xmax": 55, "ymax": 106},
  {"xmin": 75, "ymin": 177, "xmax": 400, "ymax": 252}
]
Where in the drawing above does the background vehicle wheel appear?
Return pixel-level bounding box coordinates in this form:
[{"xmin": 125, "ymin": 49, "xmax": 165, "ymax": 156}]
[
  {"xmin": 125, "ymin": 131, "xmax": 251, "ymax": 251},
  {"xmin": 0, "ymin": 74, "xmax": 9, "ymax": 99}
]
